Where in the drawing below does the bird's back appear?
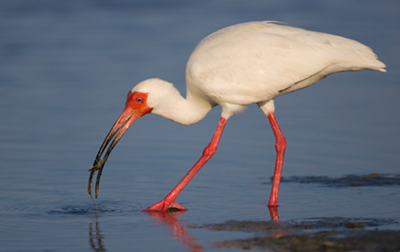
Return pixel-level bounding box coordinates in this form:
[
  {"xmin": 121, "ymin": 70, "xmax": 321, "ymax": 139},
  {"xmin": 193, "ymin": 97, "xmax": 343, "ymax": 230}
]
[{"xmin": 186, "ymin": 21, "xmax": 386, "ymax": 106}]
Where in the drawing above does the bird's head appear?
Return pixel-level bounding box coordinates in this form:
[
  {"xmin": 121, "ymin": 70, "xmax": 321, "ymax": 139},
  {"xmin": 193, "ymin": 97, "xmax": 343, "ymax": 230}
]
[
  {"xmin": 88, "ymin": 78, "xmax": 185, "ymax": 198},
  {"xmin": 88, "ymin": 79, "xmax": 165, "ymax": 198}
]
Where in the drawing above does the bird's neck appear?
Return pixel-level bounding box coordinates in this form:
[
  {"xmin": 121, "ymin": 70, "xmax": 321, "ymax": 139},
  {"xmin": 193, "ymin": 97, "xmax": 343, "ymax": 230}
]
[{"xmin": 150, "ymin": 85, "xmax": 214, "ymax": 126}]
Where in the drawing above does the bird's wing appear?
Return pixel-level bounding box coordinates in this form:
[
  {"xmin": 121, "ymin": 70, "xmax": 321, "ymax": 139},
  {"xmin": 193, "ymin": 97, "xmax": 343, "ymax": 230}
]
[{"xmin": 186, "ymin": 22, "xmax": 385, "ymax": 105}]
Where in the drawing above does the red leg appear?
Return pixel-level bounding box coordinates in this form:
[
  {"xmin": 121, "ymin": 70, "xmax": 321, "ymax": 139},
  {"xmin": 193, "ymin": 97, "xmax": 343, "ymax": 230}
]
[
  {"xmin": 143, "ymin": 117, "xmax": 227, "ymax": 212},
  {"xmin": 267, "ymin": 112, "xmax": 286, "ymax": 207}
]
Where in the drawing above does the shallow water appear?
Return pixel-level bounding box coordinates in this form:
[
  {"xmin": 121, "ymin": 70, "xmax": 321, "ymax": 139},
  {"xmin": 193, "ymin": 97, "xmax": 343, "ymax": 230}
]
[{"xmin": 1, "ymin": 1, "xmax": 400, "ymax": 251}]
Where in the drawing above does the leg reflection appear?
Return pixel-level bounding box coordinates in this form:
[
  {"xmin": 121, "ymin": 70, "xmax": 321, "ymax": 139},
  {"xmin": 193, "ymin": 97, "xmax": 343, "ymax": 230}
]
[
  {"xmin": 268, "ymin": 205, "xmax": 279, "ymax": 222},
  {"xmin": 146, "ymin": 211, "xmax": 204, "ymax": 252}
]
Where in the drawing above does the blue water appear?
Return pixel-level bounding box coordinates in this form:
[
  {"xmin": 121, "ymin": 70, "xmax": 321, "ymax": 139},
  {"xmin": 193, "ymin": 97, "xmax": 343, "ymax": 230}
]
[{"xmin": 1, "ymin": 1, "xmax": 399, "ymax": 251}]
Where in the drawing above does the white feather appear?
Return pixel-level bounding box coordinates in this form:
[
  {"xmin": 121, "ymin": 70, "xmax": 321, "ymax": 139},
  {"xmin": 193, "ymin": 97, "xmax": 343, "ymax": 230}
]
[{"xmin": 132, "ymin": 21, "xmax": 385, "ymax": 124}]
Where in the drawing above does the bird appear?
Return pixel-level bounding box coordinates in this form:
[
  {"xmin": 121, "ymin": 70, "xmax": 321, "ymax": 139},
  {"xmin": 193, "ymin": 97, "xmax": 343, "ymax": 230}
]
[{"xmin": 88, "ymin": 21, "xmax": 386, "ymax": 212}]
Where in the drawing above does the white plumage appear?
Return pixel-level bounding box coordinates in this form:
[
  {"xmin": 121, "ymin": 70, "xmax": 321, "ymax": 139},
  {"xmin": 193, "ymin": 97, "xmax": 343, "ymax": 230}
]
[
  {"xmin": 89, "ymin": 21, "xmax": 386, "ymax": 212},
  {"xmin": 134, "ymin": 21, "xmax": 385, "ymax": 123}
]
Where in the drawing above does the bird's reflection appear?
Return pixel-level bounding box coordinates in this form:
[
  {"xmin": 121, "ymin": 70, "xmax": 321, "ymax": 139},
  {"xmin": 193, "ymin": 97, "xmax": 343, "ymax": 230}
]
[
  {"xmin": 146, "ymin": 210, "xmax": 204, "ymax": 252},
  {"xmin": 267, "ymin": 206, "xmax": 288, "ymax": 238},
  {"xmin": 268, "ymin": 206, "xmax": 279, "ymax": 221},
  {"xmin": 88, "ymin": 212, "xmax": 106, "ymax": 252},
  {"xmin": 146, "ymin": 206, "xmax": 282, "ymax": 251},
  {"xmin": 86, "ymin": 204, "xmax": 281, "ymax": 252}
]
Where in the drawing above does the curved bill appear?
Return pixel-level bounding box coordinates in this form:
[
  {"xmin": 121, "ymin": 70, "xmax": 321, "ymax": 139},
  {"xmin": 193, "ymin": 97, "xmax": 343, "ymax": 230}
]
[{"xmin": 88, "ymin": 91, "xmax": 152, "ymax": 198}]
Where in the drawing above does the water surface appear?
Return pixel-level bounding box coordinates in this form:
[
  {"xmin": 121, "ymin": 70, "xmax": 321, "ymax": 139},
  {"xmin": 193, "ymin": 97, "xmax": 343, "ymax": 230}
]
[{"xmin": 1, "ymin": 1, "xmax": 399, "ymax": 251}]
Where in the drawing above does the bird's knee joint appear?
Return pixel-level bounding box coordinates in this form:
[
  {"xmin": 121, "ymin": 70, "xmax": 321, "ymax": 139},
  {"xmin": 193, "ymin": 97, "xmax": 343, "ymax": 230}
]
[
  {"xmin": 202, "ymin": 144, "xmax": 217, "ymax": 158},
  {"xmin": 275, "ymin": 137, "xmax": 286, "ymax": 152}
]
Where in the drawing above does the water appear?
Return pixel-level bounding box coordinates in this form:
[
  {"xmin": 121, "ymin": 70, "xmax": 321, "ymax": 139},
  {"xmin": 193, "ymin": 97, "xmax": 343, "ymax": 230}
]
[{"xmin": 1, "ymin": 1, "xmax": 399, "ymax": 251}]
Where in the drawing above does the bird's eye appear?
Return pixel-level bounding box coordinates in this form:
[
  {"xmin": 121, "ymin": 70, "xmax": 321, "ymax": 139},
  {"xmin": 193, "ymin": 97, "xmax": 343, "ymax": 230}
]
[{"xmin": 136, "ymin": 98, "xmax": 142, "ymax": 103}]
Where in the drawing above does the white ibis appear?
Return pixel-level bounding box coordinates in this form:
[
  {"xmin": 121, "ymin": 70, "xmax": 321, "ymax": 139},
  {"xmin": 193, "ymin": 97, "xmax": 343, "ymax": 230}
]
[{"xmin": 88, "ymin": 21, "xmax": 386, "ymax": 212}]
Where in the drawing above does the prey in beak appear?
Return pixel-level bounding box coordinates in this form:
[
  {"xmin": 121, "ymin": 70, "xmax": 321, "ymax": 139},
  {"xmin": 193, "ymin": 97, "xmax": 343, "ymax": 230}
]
[{"xmin": 88, "ymin": 91, "xmax": 152, "ymax": 198}]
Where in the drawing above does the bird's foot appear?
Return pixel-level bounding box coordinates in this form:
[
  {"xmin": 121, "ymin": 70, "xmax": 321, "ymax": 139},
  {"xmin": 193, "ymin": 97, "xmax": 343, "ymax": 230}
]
[{"xmin": 142, "ymin": 200, "xmax": 187, "ymax": 212}]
